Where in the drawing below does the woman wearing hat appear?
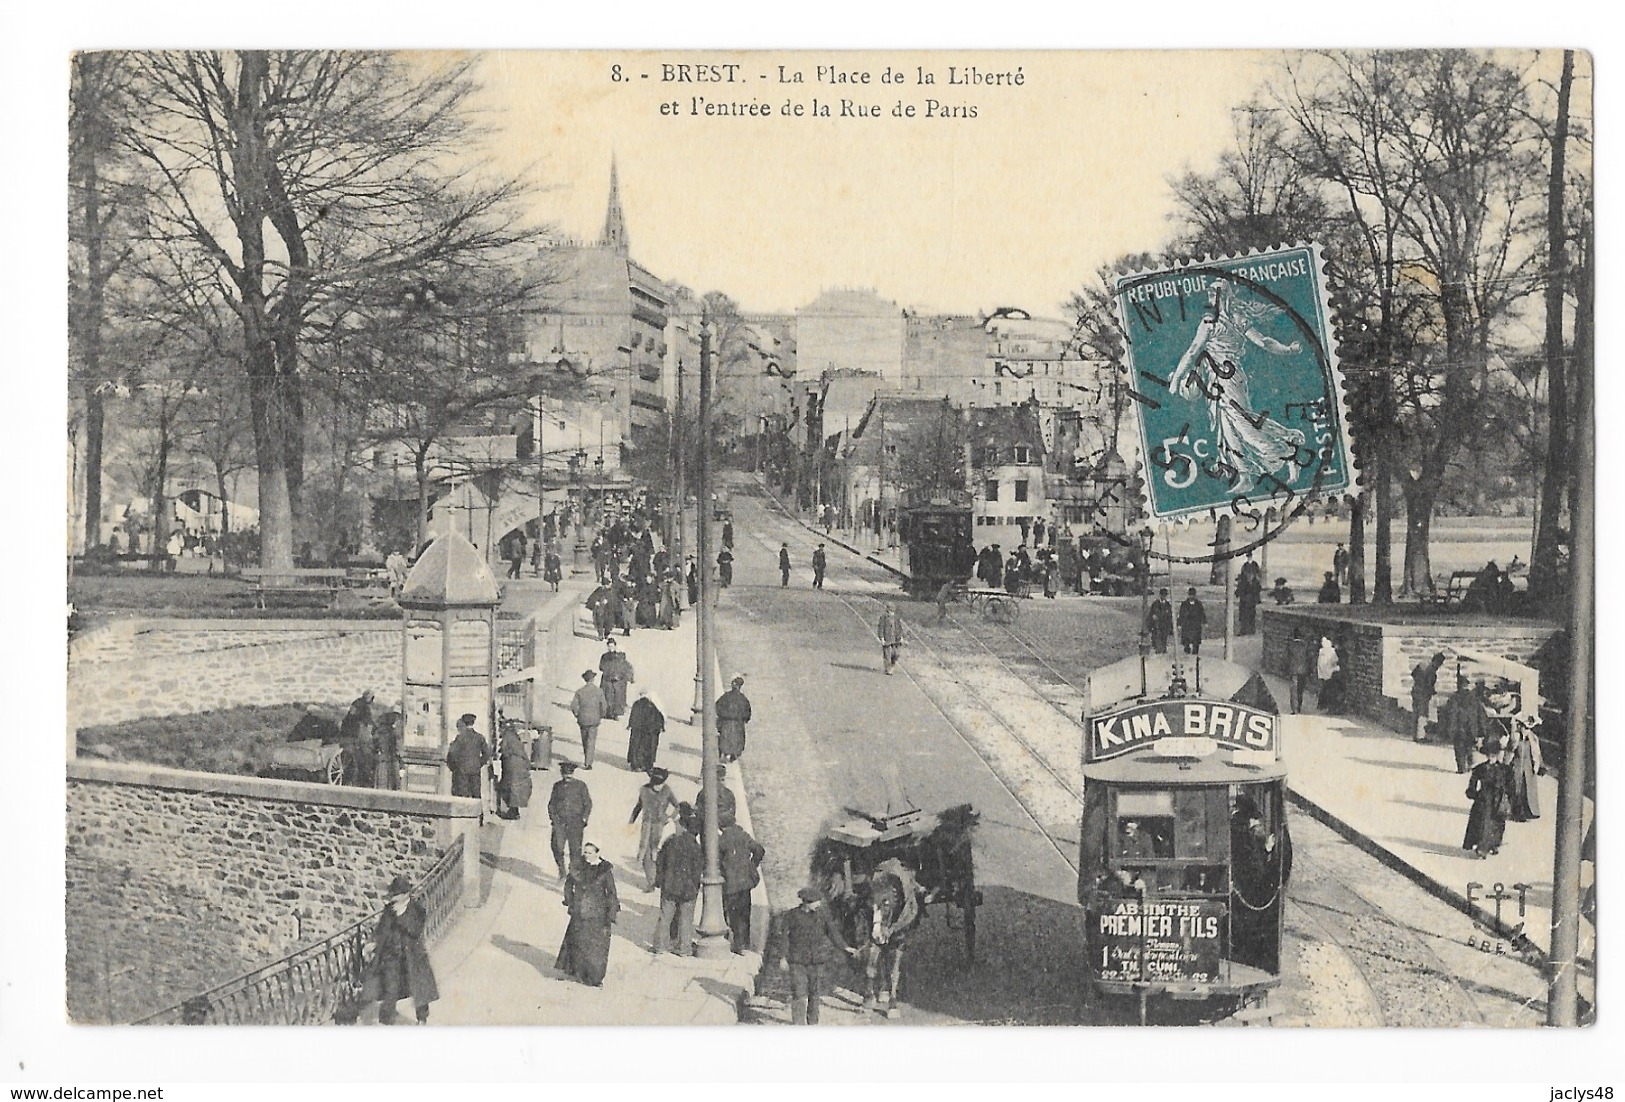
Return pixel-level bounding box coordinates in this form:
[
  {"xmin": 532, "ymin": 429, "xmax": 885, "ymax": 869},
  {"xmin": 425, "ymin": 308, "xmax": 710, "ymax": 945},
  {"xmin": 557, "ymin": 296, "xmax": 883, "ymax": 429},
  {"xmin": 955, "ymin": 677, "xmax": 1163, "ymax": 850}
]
[
  {"xmin": 557, "ymin": 843, "xmax": 620, "ymax": 986},
  {"xmin": 367, "ymin": 875, "xmax": 439, "ymax": 1024},
  {"xmin": 629, "ymin": 768, "xmax": 679, "ymax": 891}
]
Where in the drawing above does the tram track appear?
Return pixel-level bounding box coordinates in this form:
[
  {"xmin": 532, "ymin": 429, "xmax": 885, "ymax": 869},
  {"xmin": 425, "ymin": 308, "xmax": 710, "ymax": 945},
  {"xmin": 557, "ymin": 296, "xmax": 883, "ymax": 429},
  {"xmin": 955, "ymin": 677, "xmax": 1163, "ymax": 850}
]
[{"xmin": 733, "ymin": 474, "xmax": 1493, "ymax": 1027}]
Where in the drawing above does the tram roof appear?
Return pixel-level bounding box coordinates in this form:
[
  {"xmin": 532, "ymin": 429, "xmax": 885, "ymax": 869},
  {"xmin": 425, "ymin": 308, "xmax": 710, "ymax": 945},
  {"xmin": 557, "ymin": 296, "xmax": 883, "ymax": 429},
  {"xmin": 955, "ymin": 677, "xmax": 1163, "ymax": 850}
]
[{"xmin": 1081, "ymin": 750, "xmax": 1286, "ymax": 786}]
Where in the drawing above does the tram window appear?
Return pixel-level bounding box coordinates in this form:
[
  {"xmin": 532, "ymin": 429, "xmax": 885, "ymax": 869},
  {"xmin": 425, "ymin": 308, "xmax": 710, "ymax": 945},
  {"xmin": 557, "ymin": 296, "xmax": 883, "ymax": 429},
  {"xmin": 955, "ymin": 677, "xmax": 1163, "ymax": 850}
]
[
  {"xmin": 1116, "ymin": 818, "xmax": 1173, "ymax": 860},
  {"xmin": 1180, "ymin": 865, "xmax": 1225, "ymax": 894}
]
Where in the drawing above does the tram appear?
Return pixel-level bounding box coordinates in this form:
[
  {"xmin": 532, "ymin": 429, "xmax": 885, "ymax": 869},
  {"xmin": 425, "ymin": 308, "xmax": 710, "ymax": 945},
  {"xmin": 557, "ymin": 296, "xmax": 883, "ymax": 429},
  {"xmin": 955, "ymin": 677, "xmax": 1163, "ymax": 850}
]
[
  {"xmin": 897, "ymin": 490, "xmax": 976, "ymax": 596},
  {"xmin": 1077, "ymin": 689, "xmax": 1291, "ymax": 1023}
]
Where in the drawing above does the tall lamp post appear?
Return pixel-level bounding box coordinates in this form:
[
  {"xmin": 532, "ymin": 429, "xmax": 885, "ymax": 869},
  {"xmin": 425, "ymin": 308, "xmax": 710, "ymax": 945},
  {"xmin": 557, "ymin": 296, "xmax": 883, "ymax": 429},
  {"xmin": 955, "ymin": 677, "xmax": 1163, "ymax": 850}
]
[
  {"xmin": 1138, "ymin": 525, "xmax": 1155, "ymax": 698},
  {"xmin": 693, "ymin": 316, "xmax": 730, "ymax": 959}
]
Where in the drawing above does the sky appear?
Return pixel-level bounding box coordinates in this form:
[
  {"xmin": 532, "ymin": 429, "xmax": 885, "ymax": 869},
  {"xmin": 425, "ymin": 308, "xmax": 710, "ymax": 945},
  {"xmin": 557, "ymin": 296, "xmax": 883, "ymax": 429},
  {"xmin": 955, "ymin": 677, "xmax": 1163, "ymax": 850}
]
[{"xmin": 455, "ymin": 50, "xmax": 1274, "ymax": 318}]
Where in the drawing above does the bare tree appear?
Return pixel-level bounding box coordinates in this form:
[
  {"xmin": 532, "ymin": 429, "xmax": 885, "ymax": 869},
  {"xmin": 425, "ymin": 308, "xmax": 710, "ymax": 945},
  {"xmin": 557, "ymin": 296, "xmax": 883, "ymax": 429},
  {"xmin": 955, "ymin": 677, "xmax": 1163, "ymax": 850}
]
[
  {"xmin": 122, "ymin": 50, "xmax": 545, "ymax": 568},
  {"xmin": 893, "ymin": 401, "xmax": 968, "ymax": 503}
]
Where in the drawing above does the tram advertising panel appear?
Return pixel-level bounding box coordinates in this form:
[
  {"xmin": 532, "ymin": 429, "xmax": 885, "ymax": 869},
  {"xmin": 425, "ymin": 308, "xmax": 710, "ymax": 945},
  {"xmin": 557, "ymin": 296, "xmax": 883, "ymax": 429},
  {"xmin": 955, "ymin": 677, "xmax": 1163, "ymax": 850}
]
[{"xmin": 1092, "ymin": 898, "xmax": 1226, "ymax": 985}]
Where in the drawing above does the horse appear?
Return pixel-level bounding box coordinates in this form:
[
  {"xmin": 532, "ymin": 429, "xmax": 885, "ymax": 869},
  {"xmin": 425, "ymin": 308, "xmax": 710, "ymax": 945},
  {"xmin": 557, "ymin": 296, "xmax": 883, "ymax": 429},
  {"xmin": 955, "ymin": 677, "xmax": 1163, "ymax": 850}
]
[{"xmin": 850, "ymin": 859, "xmax": 920, "ymax": 1018}]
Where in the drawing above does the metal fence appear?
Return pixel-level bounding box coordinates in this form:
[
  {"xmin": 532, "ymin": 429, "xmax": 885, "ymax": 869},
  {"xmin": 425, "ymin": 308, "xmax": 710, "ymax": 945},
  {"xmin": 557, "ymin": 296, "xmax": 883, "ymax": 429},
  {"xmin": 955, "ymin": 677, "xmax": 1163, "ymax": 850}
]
[{"xmin": 135, "ymin": 842, "xmax": 465, "ymax": 1026}]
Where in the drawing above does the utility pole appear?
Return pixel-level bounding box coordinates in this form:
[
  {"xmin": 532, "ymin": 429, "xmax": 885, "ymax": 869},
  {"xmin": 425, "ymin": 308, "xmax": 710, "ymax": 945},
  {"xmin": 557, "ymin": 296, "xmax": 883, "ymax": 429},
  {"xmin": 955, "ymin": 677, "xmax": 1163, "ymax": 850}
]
[
  {"xmin": 671, "ymin": 358, "xmax": 685, "ymax": 565},
  {"xmin": 693, "ymin": 316, "xmax": 730, "ymax": 960},
  {"xmin": 1548, "ymin": 223, "xmax": 1593, "ymax": 1027}
]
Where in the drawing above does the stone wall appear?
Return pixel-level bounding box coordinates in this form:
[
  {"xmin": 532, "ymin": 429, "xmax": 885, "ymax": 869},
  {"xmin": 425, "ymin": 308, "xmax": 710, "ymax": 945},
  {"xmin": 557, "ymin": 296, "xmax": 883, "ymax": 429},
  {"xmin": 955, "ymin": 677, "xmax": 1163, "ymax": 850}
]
[
  {"xmin": 68, "ymin": 620, "xmax": 399, "ymax": 731},
  {"xmin": 65, "ymin": 759, "xmax": 477, "ymax": 1022},
  {"xmin": 1261, "ymin": 608, "xmax": 1559, "ymax": 733}
]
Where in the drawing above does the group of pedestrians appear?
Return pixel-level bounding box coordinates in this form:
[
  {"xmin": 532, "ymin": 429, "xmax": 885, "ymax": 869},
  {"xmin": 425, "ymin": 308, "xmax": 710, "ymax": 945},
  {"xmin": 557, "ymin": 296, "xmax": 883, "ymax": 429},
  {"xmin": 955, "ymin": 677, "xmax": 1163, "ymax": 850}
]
[
  {"xmin": 771, "ymin": 540, "xmax": 828, "ymax": 589},
  {"xmin": 1146, "ymin": 587, "xmax": 1209, "ymax": 656},
  {"xmin": 973, "ymin": 542, "xmax": 1058, "ymax": 597}
]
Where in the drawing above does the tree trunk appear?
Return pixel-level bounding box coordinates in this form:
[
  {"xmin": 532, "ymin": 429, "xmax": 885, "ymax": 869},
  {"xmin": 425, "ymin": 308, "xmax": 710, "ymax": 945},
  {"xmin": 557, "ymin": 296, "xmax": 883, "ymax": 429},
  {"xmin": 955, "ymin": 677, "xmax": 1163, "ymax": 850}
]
[
  {"xmin": 1530, "ymin": 49, "xmax": 1574, "ymax": 607},
  {"xmin": 1400, "ymin": 479, "xmax": 1437, "ymax": 597},
  {"xmin": 247, "ymin": 349, "xmax": 297, "ymax": 570},
  {"xmin": 1373, "ymin": 445, "xmax": 1395, "ymax": 605},
  {"xmin": 415, "ymin": 450, "xmax": 431, "ymax": 550},
  {"xmin": 150, "ymin": 407, "xmax": 171, "ymax": 572},
  {"xmin": 83, "ymin": 390, "xmax": 105, "ymax": 551},
  {"xmin": 215, "ymin": 464, "xmax": 231, "ymax": 568},
  {"xmin": 76, "ymin": 74, "xmax": 107, "ymax": 553},
  {"xmin": 1347, "ymin": 490, "xmax": 1367, "ymax": 604}
]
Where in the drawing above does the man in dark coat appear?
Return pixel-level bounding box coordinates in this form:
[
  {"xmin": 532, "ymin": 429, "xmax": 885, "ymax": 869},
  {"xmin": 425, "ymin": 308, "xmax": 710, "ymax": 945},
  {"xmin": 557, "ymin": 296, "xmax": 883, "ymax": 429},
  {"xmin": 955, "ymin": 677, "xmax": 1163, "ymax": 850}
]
[
  {"xmin": 557, "ymin": 843, "xmax": 618, "ymax": 986},
  {"xmin": 811, "ymin": 545, "xmax": 827, "ymax": 589},
  {"xmin": 716, "ymin": 675, "xmax": 753, "ymax": 762},
  {"xmin": 717, "ymin": 547, "xmax": 734, "ymax": 588},
  {"xmin": 495, "ymin": 720, "xmax": 532, "ymax": 820},
  {"xmin": 598, "ymin": 639, "xmax": 634, "ymax": 720},
  {"xmin": 719, "ymin": 820, "xmax": 765, "ymax": 953},
  {"xmin": 1332, "ymin": 543, "xmax": 1350, "ymax": 587},
  {"xmin": 548, "ymin": 761, "xmax": 593, "ymax": 878},
  {"xmin": 1147, "ymin": 588, "xmax": 1174, "ymax": 654},
  {"xmin": 626, "ymin": 689, "xmax": 666, "ymax": 773},
  {"xmin": 445, "ymin": 713, "xmax": 489, "ymax": 801},
  {"xmin": 1317, "ymin": 571, "xmax": 1341, "ymax": 604},
  {"xmin": 1439, "ymin": 676, "xmax": 1492, "ymax": 774},
  {"xmin": 722, "ymin": 519, "xmax": 735, "ymax": 550},
  {"xmin": 1287, "ymin": 629, "xmax": 1315, "ymax": 714},
  {"xmin": 978, "ymin": 544, "xmax": 1003, "ymax": 589},
  {"xmin": 696, "ymin": 763, "xmax": 738, "ymax": 828},
  {"xmin": 1410, "ymin": 652, "xmax": 1446, "ymax": 743},
  {"xmin": 774, "ymin": 886, "xmax": 857, "ymax": 1025},
  {"xmin": 371, "ymin": 874, "xmax": 439, "ymax": 1024},
  {"xmin": 653, "ymin": 809, "xmax": 702, "ymax": 956},
  {"xmin": 1236, "ymin": 561, "xmax": 1263, "ymax": 635},
  {"xmin": 686, "ymin": 557, "xmax": 699, "ymax": 606},
  {"xmin": 339, "ymin": 690, "xmax": 379, "ymax": 787},
  {"xmin": 1177, "ymin": 588, "xmax": 1206, "ymax": 655},
  {"xmin": 778, "ymin": 543, "xmax": 792, "ymax": 587},
  {"xmin": 877, "ymin": 603, "xmax": 905, "ymax": 674}
]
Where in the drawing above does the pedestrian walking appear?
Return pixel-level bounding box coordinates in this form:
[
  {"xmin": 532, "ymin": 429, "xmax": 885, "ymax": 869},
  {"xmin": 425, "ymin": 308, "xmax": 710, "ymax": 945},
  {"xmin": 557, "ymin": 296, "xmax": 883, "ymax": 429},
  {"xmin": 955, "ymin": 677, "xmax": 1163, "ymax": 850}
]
[
  {"xmin": 1177, "ymin": 587, "xmax": 1206, "ymax": 656},
  {"xmin": 629, "ymin": 768, "xmax": 679, "ymax": 891},
  {"xmin": 1462, "ymin": 749, "xmax": 1512, "ymax": 859},
  {"xmin": 543, "ymin": 548, "xmax": 562, "ymax": 592},
  {"xmin": 717, "ymin": 547, "xmax": 734, "ymax": 588},
  {"xmin": 877, "ymin": 602, "xmax": 905, "ymax": 675},
  {"xmin": 588, "ymin": 584, "xmax": 613, "ymax": 641},
  {"xmin": 1333, "ymin": 543, "xmax": 1350, "ymax": 588},
  {"xmin": 598, "ymin": 639, "xmax": 634, "ymax": 721},
  {"xmin": 1147, "ymin": 588, "xmax": 1174, "ymax": 654},
  {"xmin": 696, "ymin": 762, "xmax": 738, "ymax": 828},
  {"xmin": 811, "ymin": 544, "xmax": 827, "ymax": 589},
  {"xmin": 569, "ymin": 670, "xmax": 606, "ymax": 768},
  {"xmin": 547, "ymin": 761, "xmax": 592, "ymax": 878},
  {"xmin": 718, "ymin": 820, "xmax": 765, "ymax": 953},
  {"xmin": 1506, "ymin": 717, "xmax": 1544, "ymax": 822},
  {"xmin": 658, "ymin": 571, "xmax": 680, "ymax": 629},
  {"xmin": 936, "ymin": 578, "xmax": 957, "ymax": 624},
  {"xmin": 505, "ymin": 530, "xmax": 527, "ymax": 580},
  {"xmin": 626, "ymin": 689, "xmax": 666, "ymax": 773},
  {"xmin": 686, "ymin": 557, "xmax": 699, "ymax": 606},
  {"xmin": 1287, "ymin": 629, "xmax": 1315, "ymax": 714},
  {"xmin": 1439, "ymin": 676, "xmax": 1491, "ymax": 774},
  {"xmin": 977, "ymin": 544, "xmax": 1003, "ymax": 589},
  {"xmin": 385, "ymin": 549, "xmax": 409, "ymax": 598},
  {"xmin": 495, "ymin": 719, "xmax": 532, "ymax": 821},
  {"xmin": 722, "ymin": 519, "xmax": 735, "ymax": 550},
  {"xmin": 652, "ymin": 806, "xmax": 702, "ymax": 955},
  {"xmin": 1410, "ymin": 652, "xmax": 1446, "ymax": 743},
  {"xmin": 365, "ymin": 874, "xmax": 439, "ymax": 1024},
  {"xmin": 1043, "ymin": 557, "xmax": 1060, "ymax": 599},
  {"xmin": 1317, "ymin": 571, "xmax": 1341, "ymax": 604},
  {"xmin": 615, "ymin": 574, "xmax": 635, "ymax": 636},
  {"xmin": 716, "ymin": 675, "xmax": 753, "ymax": 762},
  {"xmin": 774, "ymin": 886, "xmax": 857, "ymax": 1025},
  {"xmin": 556, "ymin": 843, "xmax": 619, "ymax": 986},
  {"xmin": 779, "ymin": 542, "xmax": 792, "ymax": 587},
  {"xmin": 1236, "ymin": 560, "xmax": 1263, "ymax": 636},
  {"xmin": 445, "ymin": 713, "xmax": 489, "ymax": 801}
]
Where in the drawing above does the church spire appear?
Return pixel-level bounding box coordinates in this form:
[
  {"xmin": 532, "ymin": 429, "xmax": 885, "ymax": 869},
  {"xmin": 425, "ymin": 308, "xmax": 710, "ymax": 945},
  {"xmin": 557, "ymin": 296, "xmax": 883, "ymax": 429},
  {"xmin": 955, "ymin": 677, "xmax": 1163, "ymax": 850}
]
[{"xmin": 598, "ymin": 155, "xmax": 629, "ymax": 255}]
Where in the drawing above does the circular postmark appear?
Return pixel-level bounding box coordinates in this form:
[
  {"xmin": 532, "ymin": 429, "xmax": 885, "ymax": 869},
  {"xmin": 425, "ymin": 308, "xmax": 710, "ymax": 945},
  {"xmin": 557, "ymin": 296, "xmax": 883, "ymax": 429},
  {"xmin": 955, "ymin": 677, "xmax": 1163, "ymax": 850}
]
[{"xmin": 1070, "ymin": 256, "xmax": 1351, "ymax": 566}]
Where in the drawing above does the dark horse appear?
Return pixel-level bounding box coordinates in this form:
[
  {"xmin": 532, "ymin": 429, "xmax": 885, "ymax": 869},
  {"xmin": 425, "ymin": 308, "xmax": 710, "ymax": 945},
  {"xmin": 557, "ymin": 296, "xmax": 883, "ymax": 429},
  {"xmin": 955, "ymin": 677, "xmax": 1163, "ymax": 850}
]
[{"xmin": 851, "ymin": 860, "xmax": 920, "ymax": 1017}]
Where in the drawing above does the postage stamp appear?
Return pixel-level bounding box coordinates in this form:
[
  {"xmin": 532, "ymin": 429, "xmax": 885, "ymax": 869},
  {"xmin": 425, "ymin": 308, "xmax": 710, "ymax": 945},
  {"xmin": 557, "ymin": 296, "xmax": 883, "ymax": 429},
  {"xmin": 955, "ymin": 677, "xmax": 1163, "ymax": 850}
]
[{"xmin": 1114, "ymin": 245, "xmax": 1353, "ymax": 524}]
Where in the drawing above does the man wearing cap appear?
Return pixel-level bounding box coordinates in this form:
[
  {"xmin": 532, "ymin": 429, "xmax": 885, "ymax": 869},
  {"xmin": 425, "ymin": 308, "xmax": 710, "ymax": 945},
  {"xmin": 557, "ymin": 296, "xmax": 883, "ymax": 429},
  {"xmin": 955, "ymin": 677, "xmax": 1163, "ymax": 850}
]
[
  {"xmin": 548, "ymin": 762, "xmax": 593, "ymax": 878},
  {"xmin": 1177, "ymin": 587, "xmax": 1206, "ymax": 656},
  {"xmin": 568, "ymin": 669, "xmax": 607, "ymax": 769},
  {"xmin": 774, "ymin": 887, "xmax": 856, "ymax": 1025},
  {"xmin": 1147, "ymin": 589, "xmax": 1174, "ymax": 655},
  {"xmin": 369, "ymin": 874, "xmax": 439, "ymax": 1024},
  {"xmin": 716, "ymin": 675, "xmax": 753, "ymax": 763},
  {"xmin": 445, "ymin": 713, "xmax": 489, "ymax": 801},
  {"xmin": 779, "ymin": 542, "xmax": 792, "ymax": 587},
  {"xmin": 811, "ymin": 544, "xmax": 827, "ymax": 589},
  {"xmin": 877, "ymin": 603, "xmax": 905, "ymax": 675},
  {"xmin": 653, "ymin": 804, "xmax": 702, "ymax": 955},
  {"xmin": 695, "ymin": 763, "xmax": 738, "ymax": 829},
  {"xmin": 719, "ymin": 819, "xmax": 766, "ymax": 953}
]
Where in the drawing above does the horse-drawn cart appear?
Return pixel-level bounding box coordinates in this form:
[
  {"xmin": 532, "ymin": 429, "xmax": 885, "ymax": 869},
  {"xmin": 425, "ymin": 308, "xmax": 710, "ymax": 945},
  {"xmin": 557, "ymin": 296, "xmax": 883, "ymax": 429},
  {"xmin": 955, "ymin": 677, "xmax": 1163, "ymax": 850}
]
[
  {"xmin": 267, "ymin": 740, "xmax": 347, "ymax": 786},
  {"xmin": 809, "ymin": 805, "xmax": 981, "ymax": 1017}
]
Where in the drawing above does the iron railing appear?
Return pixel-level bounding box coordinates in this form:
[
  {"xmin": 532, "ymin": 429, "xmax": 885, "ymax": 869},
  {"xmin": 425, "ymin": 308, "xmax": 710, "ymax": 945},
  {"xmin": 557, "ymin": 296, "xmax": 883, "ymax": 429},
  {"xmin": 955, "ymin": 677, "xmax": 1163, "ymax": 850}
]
[{"xmin": 135, "ymin": 842, "xmax": 465, "ymax": 1025}]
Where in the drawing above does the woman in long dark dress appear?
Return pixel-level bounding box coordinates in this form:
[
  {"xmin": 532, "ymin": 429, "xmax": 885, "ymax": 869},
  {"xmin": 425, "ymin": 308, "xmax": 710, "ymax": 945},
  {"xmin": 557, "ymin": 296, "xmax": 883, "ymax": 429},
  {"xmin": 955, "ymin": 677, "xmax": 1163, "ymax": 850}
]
[
  {"xmin": 1506, "ymin": 719, "xmax": 1543, "ymax": 822},
  {"xmin": 496, "ymin": 722, "xmax": 532, "ymax": 821},
  {"xmin": 626, "ymin": 690, "xmax": 666, "ymax": 773},
  {"xmin": 370, "ymin": 875, "xmax": 440, "ymax": 1024},
  {"xmin": 1463, "ymin": 750, "xmax": 1513, "ymax": 858},
  {"xmin": 557, "ymin": 844, "xmax": 619, "ymax": 986}
]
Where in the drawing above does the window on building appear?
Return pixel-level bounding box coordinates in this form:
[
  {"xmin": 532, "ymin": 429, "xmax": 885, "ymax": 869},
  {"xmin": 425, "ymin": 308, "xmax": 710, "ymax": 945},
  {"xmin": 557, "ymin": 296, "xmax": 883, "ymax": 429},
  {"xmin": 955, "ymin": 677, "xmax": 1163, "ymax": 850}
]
[
  {"xmin": 985, "ymin": 480, "xmax": 999, "ymax": 502},
  {"xmin": 994, "ymin": 380, "xmax": 1002, "ymax": 397},
  {"xmin": 1014, "ymin": 480, "xmax": 1029, "ymax": 502},
  {"xmin": 1014, "ymin": 445, "xmax": 1031, "ymax": 464}
]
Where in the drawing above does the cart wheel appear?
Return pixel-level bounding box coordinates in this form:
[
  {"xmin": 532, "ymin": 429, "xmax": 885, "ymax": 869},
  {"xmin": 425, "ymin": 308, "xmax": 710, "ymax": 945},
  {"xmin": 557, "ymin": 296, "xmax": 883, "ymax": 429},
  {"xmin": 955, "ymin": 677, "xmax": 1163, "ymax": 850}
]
[
  {"xmin": 986, "ymin": 598, "xmax": 1015, "ymax": 625},
  {"xmin": 326, "ymin": 748, "xmax": 346, "ymax": 786}
]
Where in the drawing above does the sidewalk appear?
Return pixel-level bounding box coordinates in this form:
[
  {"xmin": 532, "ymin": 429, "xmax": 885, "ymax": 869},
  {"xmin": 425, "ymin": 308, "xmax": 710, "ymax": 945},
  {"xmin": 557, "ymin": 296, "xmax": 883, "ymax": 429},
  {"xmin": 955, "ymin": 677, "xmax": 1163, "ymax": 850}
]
[
  {"xmin": 1231, "ymin": 634, "xmax": 1595, "ymax": 965},
  {"xmin": 426, "ymin": 577, "xmax": 762, "ymax": 1025}
]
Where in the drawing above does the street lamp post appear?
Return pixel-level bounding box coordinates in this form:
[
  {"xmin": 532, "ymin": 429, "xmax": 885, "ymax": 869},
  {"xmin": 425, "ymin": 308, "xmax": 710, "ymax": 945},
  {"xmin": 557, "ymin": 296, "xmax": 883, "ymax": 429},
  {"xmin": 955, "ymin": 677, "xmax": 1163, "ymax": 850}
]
[
  {"xmin": 693, "ymin": 317, "xmax": 730, "ymax": 960},
  {"xmin": 1138, "ymin": 525, "xmax": 1155, "ymax": 699}
]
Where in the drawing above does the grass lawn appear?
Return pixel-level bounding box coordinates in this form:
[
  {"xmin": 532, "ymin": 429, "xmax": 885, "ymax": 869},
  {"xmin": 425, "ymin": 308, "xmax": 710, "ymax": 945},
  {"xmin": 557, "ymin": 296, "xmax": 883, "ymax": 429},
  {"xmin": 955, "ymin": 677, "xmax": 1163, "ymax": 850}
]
[{"xmin": 76, "ymin": 703, "xmax": 338, "ymax": 777}]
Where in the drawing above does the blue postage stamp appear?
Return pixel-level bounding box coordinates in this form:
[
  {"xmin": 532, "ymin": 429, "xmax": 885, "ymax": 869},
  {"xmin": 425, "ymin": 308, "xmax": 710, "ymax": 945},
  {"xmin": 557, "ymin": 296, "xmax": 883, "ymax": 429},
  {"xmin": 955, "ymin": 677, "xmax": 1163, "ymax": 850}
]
[{"xmin": 1114, "ymin": 245, "xmax": 1353, "ymax": 523}]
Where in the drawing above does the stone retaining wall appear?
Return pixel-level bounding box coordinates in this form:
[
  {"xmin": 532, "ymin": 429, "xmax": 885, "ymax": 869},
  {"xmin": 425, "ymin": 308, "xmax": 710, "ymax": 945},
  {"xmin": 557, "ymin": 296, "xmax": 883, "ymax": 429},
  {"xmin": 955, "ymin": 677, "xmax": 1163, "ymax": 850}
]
[
  {"xmin": 1261, "ymin": 608, "xmax": 1558, "ymax": 732},
  {"xmin": 68, "ymin": 621, "xmax": 399, "ymax": 731},
  {"xmin": 65, "ymin": 759, "xmax": 477, "ymax": 1022}
]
